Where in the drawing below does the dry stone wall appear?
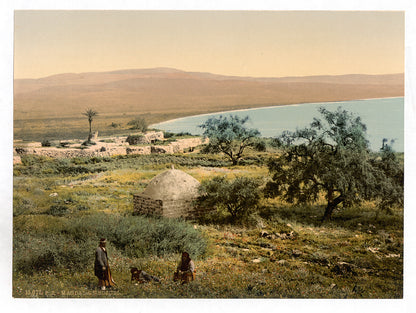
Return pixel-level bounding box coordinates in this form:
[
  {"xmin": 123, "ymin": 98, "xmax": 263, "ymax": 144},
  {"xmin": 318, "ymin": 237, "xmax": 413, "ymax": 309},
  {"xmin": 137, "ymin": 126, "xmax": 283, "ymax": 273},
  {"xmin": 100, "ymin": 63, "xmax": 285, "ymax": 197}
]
[
  {"xmin": 160, "ymin": 199, "xmax": 196, "ymax": 218},
  {"xmin": 14, "ymin": 135, "xmax": 208, "ymax": 159},
  {"xmin": 133, "ymin": 194, "xmax": 203, "ymax": 219},
  {"xmin": 133, "ymin": 195, "xmax": 163, "ymax": 216}
]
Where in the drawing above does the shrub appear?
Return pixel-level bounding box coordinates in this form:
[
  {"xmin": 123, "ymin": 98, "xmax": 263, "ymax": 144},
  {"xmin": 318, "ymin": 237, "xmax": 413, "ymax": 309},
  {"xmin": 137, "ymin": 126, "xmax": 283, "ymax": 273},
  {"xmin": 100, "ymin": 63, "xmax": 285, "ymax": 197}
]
[
  {"xmin": 13, "ymin": 196, "xmax": 35, "ymax": 217},
  {"xmin": 57, "ymin": 142, "xmax": 70, "ymax": 148},
  {"xmin": 109, "ymin": 122, "xmax": 120, "ymax": 128},
  {"xmin": 24, "ymin": 212, "xmax": 168, "ymax": 277},
  {"xmin": 41, "ymin": 139, "xmax": 51, "ymax": 147},
  {"xmin": 13, "ymin": 232, "xmax": 98, "ymax": 274},
  {"xmin": 127, "ymin": 117, "xmax": 148, "ymax": 132},
  {"xmin": 64, "ymin": 213, "xmax": 208, "ymax": 259},
  {"xmin": 126, "ymin": 134, "xmax": 145, "ymax": 145},
  {"xmin": 253, "ymin": 139, "xmax": 267, "ymax": 152},
  {"xmin": 45, "ymin": 204, "xmax": 69, "ymax": 216},
  {"xmin": 20, "ymin": 155, "xmax": 52, "ymax": 167},
  {"xmin": 197, "ymin": 176, "xmax": 262, "ymax": 222},
  {"xmin": 163, "ymin": 131, "xmax": 175, "ymax": 139}
]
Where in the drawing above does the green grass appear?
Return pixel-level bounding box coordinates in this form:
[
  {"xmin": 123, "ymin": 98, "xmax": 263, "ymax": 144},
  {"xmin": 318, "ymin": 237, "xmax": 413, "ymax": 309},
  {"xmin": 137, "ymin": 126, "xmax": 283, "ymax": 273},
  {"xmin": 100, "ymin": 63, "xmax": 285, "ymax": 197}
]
[{"xmin": 12, "ymin": 152, "xmax": 403, "ymax": 298}]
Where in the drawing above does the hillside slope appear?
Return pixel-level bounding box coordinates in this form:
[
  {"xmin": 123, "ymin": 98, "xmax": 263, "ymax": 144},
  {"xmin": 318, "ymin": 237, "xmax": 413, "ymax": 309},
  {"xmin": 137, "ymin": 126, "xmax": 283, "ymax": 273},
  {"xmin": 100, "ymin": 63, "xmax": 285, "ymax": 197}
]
[{"xmin": 14, "ymin": 68, "xmax": 404, "ymax": 120}]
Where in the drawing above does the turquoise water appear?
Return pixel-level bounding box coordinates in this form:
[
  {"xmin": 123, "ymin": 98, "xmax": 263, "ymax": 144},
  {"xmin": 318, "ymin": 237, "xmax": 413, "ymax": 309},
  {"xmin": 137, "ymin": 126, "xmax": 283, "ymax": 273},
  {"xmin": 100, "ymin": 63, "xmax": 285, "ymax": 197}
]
[{"xmin": 152, "ymin": 97, "xmax": 404, "ymax": 152}]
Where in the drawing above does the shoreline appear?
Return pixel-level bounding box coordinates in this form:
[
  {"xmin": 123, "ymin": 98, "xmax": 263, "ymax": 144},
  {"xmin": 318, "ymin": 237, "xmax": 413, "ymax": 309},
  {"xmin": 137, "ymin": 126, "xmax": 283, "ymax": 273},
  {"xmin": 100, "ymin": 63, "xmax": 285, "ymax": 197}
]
[{"xmin": 151, "ymin": 96, "xmax": 404, "ymax": 128}]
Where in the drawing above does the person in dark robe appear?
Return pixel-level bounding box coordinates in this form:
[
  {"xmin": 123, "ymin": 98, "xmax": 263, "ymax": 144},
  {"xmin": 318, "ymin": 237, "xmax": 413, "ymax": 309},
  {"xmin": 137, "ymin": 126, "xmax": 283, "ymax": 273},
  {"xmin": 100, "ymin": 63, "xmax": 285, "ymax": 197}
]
[
  {"xmin": 94, "ymin": 238, "xmax": 116, "ymax": 290},
  {"xmin": 130, "ymin": 267, "xmax": 160, "ymax": 283},
  {"xmin": 173, "ymin": 252, "xmax": 196, "ymax": 283}
]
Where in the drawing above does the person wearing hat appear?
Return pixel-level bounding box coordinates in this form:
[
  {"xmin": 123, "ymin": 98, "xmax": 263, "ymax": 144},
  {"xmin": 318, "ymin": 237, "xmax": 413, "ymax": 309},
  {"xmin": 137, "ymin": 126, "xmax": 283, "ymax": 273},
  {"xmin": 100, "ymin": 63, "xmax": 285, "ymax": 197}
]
[
  {"xmin": 173, "ymin": 252, "xmax": 196, "ymax": 283},
  {"xmin": 94, "ymin": 238, "xmax": 115, "ymax": 290}
]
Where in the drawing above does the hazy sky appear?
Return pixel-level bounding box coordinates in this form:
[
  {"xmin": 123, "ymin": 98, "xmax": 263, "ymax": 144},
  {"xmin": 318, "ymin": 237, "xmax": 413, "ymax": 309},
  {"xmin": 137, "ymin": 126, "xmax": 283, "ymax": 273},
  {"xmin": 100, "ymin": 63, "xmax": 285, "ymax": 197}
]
[{"xmin": 14, "ymin": 10, "xmax": 404, "ymax": 79}]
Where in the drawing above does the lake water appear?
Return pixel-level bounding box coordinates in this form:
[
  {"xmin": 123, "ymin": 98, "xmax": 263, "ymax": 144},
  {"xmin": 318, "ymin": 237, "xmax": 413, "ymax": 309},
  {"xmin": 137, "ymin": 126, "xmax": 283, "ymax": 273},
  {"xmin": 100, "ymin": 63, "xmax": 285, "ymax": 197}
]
[{"xmin": 152, "ymin": 97, "xmax": 404, "ymax": 152}]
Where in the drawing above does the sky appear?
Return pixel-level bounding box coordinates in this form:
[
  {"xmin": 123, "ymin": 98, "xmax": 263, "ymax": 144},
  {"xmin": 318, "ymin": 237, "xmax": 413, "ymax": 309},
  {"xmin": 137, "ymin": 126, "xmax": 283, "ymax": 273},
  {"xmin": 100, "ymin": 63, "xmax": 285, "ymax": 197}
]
[{"xmin": 14, "ymin": 10, "xmax": 405, "ymax": 79}]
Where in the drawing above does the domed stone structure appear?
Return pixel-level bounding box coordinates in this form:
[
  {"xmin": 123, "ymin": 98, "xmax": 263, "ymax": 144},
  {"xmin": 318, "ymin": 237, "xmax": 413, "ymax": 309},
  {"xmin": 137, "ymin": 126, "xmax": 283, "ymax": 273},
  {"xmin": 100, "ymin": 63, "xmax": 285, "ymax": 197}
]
[{"xmin": 133, "ymin": 167, "xmax": 201, "ymax": 218}]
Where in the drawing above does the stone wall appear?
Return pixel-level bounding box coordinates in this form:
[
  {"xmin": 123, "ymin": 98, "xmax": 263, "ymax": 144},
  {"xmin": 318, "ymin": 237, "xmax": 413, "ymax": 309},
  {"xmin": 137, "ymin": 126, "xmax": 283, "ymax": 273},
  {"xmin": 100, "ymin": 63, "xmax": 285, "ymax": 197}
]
[
  {"xmin": 14, "ymin": 135, "xmax": 208, "ymax": 159},
  {"xmin": 133, "ymin": 193, "xmax": 215, "ymax": 219},
  {"xmin": 160, "ymin": 199, "xmax": 196, "ymax": 218},
  {"xmin": 133, "ymin": 194, "xmax": 163, "ymax": 216},
  {"xmin": 126, "ymin": 146, "xmax": 152, "ymax": 155},
  {"xmin": 14, "ymin": 147, "xmax": 98, "ymax": 159},
  {"xmin": 144, "ymin": 131, "xmax": 164, "ymax": 143}
]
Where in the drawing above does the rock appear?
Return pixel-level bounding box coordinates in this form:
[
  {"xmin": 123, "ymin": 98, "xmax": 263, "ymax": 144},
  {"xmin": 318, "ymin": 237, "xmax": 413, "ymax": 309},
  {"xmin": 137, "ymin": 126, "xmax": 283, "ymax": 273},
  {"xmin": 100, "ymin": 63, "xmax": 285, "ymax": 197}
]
[
  {"xmin": 292, "ymin": 249, "xmax": 303, "ymax": 257},
  {"xmin": 276, "ymin": 231, "xmax": 296, "ymax": 240},
  {"xmin": 367, "ymin": 247, "xmax": 379, "ymax": 254},
  {"xmin": 331, "ymin": 262, "xmax": 356, "ymax": 275},
  {"xmin": 252, "ymin": 258, "xmax": 262, "ymax": 263},
  {"xmin": 277, "ymin": 260, "xmax": 287, "ymax": 265},
  {"xmin": 260, "ymin": 230, "xmax": 270, "ymax": 238},
  {"xmin": 386, "ymin": 254, "xmax": 400, "ymax": 258},
  {"xmin": 49, "ymin": 193, "xmax": 58, "ymax": 197}
]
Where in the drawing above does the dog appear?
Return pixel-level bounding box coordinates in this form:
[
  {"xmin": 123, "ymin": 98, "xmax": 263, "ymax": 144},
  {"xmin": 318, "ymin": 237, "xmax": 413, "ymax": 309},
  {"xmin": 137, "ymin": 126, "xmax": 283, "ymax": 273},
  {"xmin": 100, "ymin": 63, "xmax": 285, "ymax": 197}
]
[{"xmin": 130, "ymin": 267, "xmax": 160, "ymax": 283}]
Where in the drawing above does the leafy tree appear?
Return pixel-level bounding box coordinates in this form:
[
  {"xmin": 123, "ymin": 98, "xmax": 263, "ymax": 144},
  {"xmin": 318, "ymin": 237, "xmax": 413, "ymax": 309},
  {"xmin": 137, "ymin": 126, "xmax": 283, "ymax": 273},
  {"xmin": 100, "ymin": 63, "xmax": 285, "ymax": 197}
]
[
  {"xmin": 199, "ymin": 115, "xmax": 261, "ymax": 165},
  {"xmin": 197, "ymin": 176, "xmax": 261, "ymax": 222},
  {"xmin": 127, "ymin": 116, "xmax": 148, "ymax": 132},
  {"xmin": 370, "ymin": 144, "xmax": 404, "ymax": 213},
  {"xmin": 265, "ymin": 107, "xmax": 403, "ymax": 222},
  {"xmin": 82, "ymin": 108, "xmax": 99, "ymax": 142}
]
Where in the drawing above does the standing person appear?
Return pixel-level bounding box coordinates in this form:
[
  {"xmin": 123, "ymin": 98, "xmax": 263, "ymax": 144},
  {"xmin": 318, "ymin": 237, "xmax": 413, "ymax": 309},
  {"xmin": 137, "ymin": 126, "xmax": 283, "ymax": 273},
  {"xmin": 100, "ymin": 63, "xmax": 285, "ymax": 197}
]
[
  {"xmin": 94, "ymin": 238, "xmax": 115, "ymax": 290},
  {"xmin": 173, "ymin": 252, "xmax": 196, "ymax": 283}
]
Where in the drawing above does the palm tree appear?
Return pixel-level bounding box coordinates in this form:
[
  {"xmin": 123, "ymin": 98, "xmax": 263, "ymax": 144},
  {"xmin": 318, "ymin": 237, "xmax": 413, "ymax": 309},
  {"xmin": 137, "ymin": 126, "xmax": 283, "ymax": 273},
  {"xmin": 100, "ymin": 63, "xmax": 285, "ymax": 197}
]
[{"xmin": 83, "ymin": 108, "xmax": 98, "ymax": 143}]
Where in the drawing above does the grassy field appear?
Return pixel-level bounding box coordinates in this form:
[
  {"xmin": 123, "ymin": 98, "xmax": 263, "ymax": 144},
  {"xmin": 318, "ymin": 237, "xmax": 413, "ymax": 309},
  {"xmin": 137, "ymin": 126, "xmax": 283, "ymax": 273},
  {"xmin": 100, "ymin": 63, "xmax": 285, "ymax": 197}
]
[{"xmin": 12, "ymin": 151, "xmax": 403, "ymax": 299}]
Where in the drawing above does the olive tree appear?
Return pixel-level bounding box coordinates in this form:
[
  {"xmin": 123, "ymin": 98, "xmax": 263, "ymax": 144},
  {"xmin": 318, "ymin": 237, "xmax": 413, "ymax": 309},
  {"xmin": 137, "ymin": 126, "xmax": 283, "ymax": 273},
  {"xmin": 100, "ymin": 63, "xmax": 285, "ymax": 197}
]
[
  {"xmin": 199, "ymin": 115, "xmax": 261, "ymax": 165},
  {"xmin": 265, "ymin": 107, "xmax": 403, "ymax": 222}
]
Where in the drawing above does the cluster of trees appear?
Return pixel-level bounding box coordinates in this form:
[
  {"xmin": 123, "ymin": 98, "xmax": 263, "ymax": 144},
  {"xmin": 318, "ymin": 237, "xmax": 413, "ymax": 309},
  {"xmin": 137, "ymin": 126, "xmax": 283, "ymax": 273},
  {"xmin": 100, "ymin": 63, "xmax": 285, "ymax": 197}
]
[
  {"xmin": 197, "ymin": 109, "xmax": 403, "ymax": 222},
  {"xmin": 80, "ymin": 107, "xmax": 403, "ymax": 222}
]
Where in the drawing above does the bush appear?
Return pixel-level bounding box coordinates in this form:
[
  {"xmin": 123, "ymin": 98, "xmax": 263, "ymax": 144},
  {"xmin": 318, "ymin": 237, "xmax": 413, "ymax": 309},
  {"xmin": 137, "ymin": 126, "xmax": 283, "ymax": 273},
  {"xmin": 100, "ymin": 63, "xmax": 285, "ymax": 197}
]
[
  {"xmin": 45, "ymin": 204, "xmax": 69, "ymax": 216},
  {"xmin": 126, "ymin": 134, "xmax": 145, "ymax": 145},
  {"xmin": 13, "ymin": 196, "xmax": 35, "ymax": 217},
  {"xmin": 13, "ymin": 232, "xmax": 98, "ymax": 274},
  {"xmin": 20, "ymin": 155, "xmax": 52, "ymax": 167},
  {"xmin": 56, "ymin": 213, "xmax": 204, "ymax": 255},
  {"xmin": 41, "ymin": 139, "xmax": 51, "ymax": 147},
  {"xmin": 197, "ymin": 176, "xmax": 262, "ymax": 222},
  {"xmin": 109, "ymin": 216, "xmax": 207, "ymax": 258},
  {"xmin": 13, "ymin": 213, "xmax": 207, "ymax": 274},
  {"xmin": 127, "ymin": 117, "xmax": 148, "ymax": 132},
  {"xmin": 57, "ymin": 142, "xmax": 70, "ymax": 148}
]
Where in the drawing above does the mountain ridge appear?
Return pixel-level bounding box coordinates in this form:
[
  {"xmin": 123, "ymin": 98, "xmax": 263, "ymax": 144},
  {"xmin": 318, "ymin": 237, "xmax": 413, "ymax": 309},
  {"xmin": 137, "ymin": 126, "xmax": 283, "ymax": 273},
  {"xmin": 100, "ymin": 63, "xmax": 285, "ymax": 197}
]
[{"xmin": 14, "ymin": 68, "xmax": 404, "ymax": 121}]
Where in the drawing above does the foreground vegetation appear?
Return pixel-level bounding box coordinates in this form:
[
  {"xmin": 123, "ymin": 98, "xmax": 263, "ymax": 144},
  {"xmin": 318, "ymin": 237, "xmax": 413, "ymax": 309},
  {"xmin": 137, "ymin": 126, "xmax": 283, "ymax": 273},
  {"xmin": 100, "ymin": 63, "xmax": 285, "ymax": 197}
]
[{"xmin": 13, "ymin": 152, "xmax": 403, "ymax": 298}]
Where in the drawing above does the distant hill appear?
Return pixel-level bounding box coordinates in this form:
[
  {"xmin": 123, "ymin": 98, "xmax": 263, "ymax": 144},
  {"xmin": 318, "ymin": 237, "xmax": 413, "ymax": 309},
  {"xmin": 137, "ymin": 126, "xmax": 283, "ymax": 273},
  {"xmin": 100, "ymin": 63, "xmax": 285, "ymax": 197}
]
[{"xmin": 14, "ymin": 68, "xmax": 404, "ymax": 120}]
